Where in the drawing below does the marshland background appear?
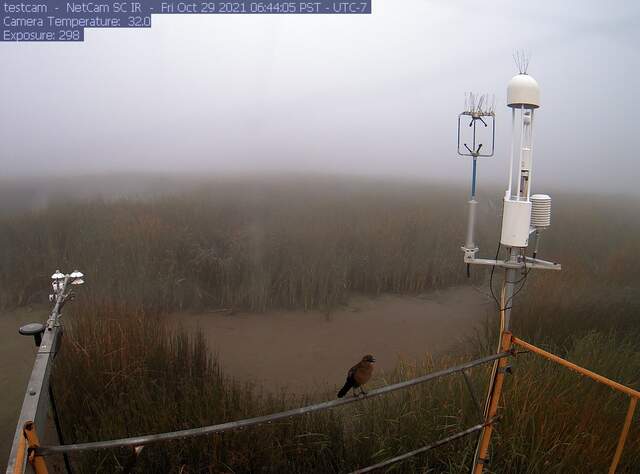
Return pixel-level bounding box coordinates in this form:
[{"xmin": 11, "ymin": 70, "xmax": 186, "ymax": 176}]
[{"xmin": 1, "ymin": 174, "xmax": 639, "ymax": 473}]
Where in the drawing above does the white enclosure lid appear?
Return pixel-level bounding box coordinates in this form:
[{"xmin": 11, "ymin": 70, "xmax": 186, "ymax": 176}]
[
  {"xmin": 507, "ymin": 74, "xmax": 540, "ymax": 109},
  {"xmin": 530, "ymin": 194, "xmax": 551, "ymax": 202}
]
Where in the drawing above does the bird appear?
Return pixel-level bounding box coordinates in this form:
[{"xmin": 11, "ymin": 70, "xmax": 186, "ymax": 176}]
[{"xmin": 337, "ymin": 354, "xmax": 376, "ymax": 398}]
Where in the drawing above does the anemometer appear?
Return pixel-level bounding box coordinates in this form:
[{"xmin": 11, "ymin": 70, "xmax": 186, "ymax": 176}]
[{"xmin": 458, "ymin": 55, "xmax": 561, "ymax": 285}]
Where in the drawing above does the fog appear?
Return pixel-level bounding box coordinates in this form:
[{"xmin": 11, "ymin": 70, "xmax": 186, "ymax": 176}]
[{"xmin": 1, "ymin": 0, "xmax": 639, "ymax": 194}]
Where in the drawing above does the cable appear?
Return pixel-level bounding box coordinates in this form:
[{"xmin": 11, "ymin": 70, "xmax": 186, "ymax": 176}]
[
  {"xmin": 490, "ymin": 246, "xmax": 531, "ymax": 313},
  {"xmin": 49, "ymin": 384, "xmax": 74, "ymax": 474},
  {"xmin": 488, "ymin": 241, "xmax": 501, "ymax": 310},
  {"xmin": 502, "ymin": 271, "xmax": 529, "ymax": 311},
  {"xmin": 502, "ymin": 253, "xmax": 531, "ymax": 311}
]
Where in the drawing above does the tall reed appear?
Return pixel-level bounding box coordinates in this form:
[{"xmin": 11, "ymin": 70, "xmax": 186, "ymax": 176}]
[{"xmin": 3, "ymin": 176, "xmax": 638, "ymax": 472}]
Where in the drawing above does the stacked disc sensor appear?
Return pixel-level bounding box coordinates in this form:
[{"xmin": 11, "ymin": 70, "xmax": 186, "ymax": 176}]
[{"xmin": 530, "ymin": 194, "xmax": 551, "ymax": 228}]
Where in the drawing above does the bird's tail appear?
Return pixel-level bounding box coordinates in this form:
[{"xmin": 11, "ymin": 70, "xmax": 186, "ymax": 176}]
[{"xmin": 337, "ymin": 380, "xmax": 353, "ymax": 398}]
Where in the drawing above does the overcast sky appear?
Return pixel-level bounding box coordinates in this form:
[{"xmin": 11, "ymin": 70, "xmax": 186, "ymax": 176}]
[{"xmin": 1, "ymin": 0, "xmax": 639, "ymax": 194}]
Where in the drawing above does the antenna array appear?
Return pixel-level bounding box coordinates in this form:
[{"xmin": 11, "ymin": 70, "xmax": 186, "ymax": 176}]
[
  {"xmin": 513, "ymin": 50, "xmax": 530, "ymax": 74},
  {"xmin": 464, "ymin": 92, "xmax": 496, "ymax": 116}
]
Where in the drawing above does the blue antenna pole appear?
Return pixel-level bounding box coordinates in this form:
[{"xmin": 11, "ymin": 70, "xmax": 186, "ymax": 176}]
[
  {"xmin": 471, "ymin": 157, "xmax": 478, "ymax": 199},
  {"xmin": 465, "ymin": 156, "xmax": 479, "ymax": 277}
]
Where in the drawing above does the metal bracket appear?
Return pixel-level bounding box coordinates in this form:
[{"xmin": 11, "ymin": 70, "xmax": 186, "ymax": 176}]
[
  {"xmin": 464, "ymin": 254, "xmax": 561, "ymax": 271},
  {"xmin": 497, "ymin": 365, "xmax": 513, "ymax": 375},
  {"xmin": 461, "ymin": 246, "xmax": 479, "ymax": 259}
]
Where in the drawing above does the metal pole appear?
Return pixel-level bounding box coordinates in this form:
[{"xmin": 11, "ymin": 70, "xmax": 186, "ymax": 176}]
[
  {"xmin": 351, "ymin": 418, "xmax": 498, "ymax": 474},
  {"xmin": 502, "ymin": 251, "xmax": 518, "ymax": 330},
  {"xmin": 37, "ymin": 352, "xmax": 511, "ymax": 456},
  {"xmin": 472, "ymin": 249, "xmax": 518, "ymax": 473},
  {"xmin": 608, "ymin": 397, "xmax": 637, "ymax": 474},
  {"xmin": 465, "ymin": 199, "xmax": 478, "ymax": 251},
  {"xmin": 464, "ymin": 158, "xmax": 479, "ymax": 265},
  {"xmin": 23, "ymin": 422, "xmax": 49, "ymax": 474},
  {"xmin": 6, "ymin": 277, "xmax": 68, "ymax": 474},
  {"xmin": 511, "ymin": 338, "xmax": 640, "ymax": 399},
  {"xmin": 472, "ymin": 332, "xmax": 512, "ymax": 473}
]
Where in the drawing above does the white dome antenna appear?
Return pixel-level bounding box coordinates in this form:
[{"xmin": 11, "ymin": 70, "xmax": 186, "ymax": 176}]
[
  {"xmin": 456, "ymin": 58, "xmax": 561, "ymax": 293},
  {"xmin": 464, "ymin": 60, "xmax": 563, "ymax": 472}
]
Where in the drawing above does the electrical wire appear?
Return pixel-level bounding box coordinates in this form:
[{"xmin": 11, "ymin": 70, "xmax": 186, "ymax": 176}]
[
  {"xmin": 473, "ymin": 277, "xmax": 505, "ymax": 467},
  {"xmin": 489, "ymin": 244, "xmax": 531, "ymax": 312},
  {"xmin": 49, "ymin": 384, "xmax": 73, "ymax": 474},
  {"xmin": 488, "ymin": 241, "xmax": 501, "ymax": 309},
  {"xmin": 502, "ymin": 251, "xmax": 531, "ymax": 311}
]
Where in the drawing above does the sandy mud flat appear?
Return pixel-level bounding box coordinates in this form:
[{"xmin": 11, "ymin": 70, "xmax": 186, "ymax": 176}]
[
  {"xmin": 165, "ymin": 286, "xmax": 492, "ymax": 394},
  {"xmin": 0, "ymin": 286, "xmax": 492, "ymax": 465}
]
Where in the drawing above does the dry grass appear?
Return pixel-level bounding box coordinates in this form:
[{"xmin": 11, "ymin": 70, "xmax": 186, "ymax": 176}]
[
  {"xmin": 51, "ymin": 305, "xmax": 640, "ymax": 473},
  {"xmin": 0, "ymin": 177, "xmax": 480, "ymax": 312},
  {"xmin": 2, "ymin": 175, "xmax": 638, "ymax": 472}
]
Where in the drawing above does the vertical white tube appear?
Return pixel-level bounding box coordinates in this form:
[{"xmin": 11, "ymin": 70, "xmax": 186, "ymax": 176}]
[
  {"xmin": 526, "ymin": 110, "xmax": 535, "ymax": 199},
  {"xmin": 516, "ymin": 104, "xmax": 525, "ymax": 198},
  {"xmin": 507, "ymin": 108, "xmax": 515, "ymax": 198}
]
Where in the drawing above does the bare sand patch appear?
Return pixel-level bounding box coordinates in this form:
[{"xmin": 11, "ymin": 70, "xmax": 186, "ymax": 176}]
[{"xmin": 165, "ymin": 286, "xmax": 492, "ymax": 394}]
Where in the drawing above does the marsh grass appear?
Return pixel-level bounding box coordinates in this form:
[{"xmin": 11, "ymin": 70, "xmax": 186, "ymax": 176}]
[
  {"xmin": 52, "ymin": 305, "xmax": 495, "ymax": 473},
  {"xmin": 52, "ymin": 304, "xmax": 640, "ymax": 473},
  {"xmin": 0, "ymin": 178, "xmax": 482, "ymax": 312},
  {"xmin": 2, "ymin": 176, "xmax": 639, "ymax": 472}
]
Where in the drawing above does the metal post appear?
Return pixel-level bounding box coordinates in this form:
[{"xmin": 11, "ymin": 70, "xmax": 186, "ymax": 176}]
[
  {"xmin": 23, "ymin": 422, "xmax": 48, "ymax": 474},
  {"xmin": 502, "ymin": 252, "xmax": 518, "ymax": 330},
  {"xmin": 465, "ymin": 199, "xmax": 478, "ymax": 251},
  {"xmin": 609, "ymin": 397, "xmax": 636, "ymax": 474},
  {"xmin": 6, "ymin": 276, "xmax": 69, "ymax": 474},
  {"xmin": 472, "ymin": 250, "xmax": 518, "ymax": 473},
  {"xmin": 472, "ymin": 331, "xmax": 512, "ymax": 473},
  {"xmin": 464, "ymin": 158, "xmax": 479, "ymax": 269}
]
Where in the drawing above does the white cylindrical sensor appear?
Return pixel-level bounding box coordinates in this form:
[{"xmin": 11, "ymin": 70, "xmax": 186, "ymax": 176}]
[
  {"xmin": 531, "ymin": 194, "xmax": 551, "ymax": 228},
  {"xmin": 500, "ymin": 198, "xmax": 532, "ymax": 247}
]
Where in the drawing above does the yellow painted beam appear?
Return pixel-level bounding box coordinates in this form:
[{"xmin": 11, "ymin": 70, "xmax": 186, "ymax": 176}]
[
  {"xmin": 473, "ymin": 331, "xmax": 512, "ymax": 474},
  {"xmin": 11, "ymin": 429, "xmax": 26, "ymax": 474},
  {"xmin": 512, "ymin": 337, "xmax": 640, "ymax": 399},
  {"xmin": 23, "ymin": 422, "xmax": 49, "ymax": 474},
  {"xmin": 608, "ymin": 397, "xmax": 637, "ymax": 474}
]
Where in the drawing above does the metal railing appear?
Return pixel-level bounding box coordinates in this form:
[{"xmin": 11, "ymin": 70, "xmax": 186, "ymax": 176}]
[
  {"xmin": 9, "ymin": 346, "xmax": 510, "ymax": 473},
  {"xmin": 9, "ymin": 307, "xmax": 639, "ymax": 473},
  {"xmin": 512, "ymin": 337, "xmax": 640, "ymax": 474},
  {"xmin": 38, "ymin": 353, "xmax": 509, "ymax": 469},
  {"xmin": 7, "ymin": 276, "xmax": 69, "ymax": 474},
  {"xmin": 350, "ymin": 418, "xmax": 499, "ymax": 474}
]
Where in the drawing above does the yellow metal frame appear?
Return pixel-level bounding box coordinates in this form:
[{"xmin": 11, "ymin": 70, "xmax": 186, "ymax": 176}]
[
  {"xmin": 23, "ymin": 422, "xmax": 48, "ymax": 474},
  {"xmin": 10, "ymin": 331, "xmax": 636, "ymax": 474},
  {"xmin": 11, "ymin": 428, "xmax": 26, "ymax": 474},
  {"xmin": 511, "ymin": 336, "xmax": 639, "ymax": 474},
  {"xmin": 473, "ymin": 331, "xmax": 512, "ymax": 474}
]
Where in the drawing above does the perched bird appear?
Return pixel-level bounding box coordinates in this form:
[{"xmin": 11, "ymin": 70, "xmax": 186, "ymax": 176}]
[{"xmin": 337, "ymin": 354, "xmax": 376, "ymax": 398}]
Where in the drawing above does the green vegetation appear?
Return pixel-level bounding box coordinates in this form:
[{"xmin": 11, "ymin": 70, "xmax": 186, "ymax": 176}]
[{"xmin": 2, "ymin": 176, "xmax": 639, "ymax": 472}]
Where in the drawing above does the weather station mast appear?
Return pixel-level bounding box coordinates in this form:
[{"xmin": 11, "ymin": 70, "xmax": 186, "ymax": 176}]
[{"xmin": 458, "ymin": 54, "xmax": 562, "ymax": 473}]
